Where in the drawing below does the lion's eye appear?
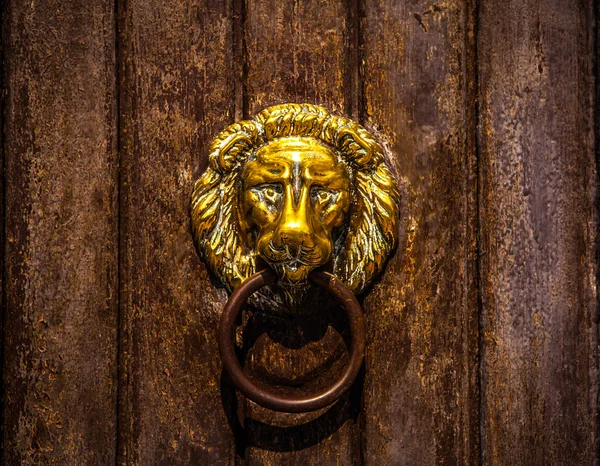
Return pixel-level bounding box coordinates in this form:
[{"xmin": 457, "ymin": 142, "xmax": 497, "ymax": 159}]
[
  {"xmin": 253, "ymin": 184, "xmax": 282, "ymax": 205},
  {"xmin": 265, "ymin": 188, "xmax": 277, "ymax": 201},
  {"xmin": 311, "ymin": 186, "xmax": 335, "ymax": 204}
]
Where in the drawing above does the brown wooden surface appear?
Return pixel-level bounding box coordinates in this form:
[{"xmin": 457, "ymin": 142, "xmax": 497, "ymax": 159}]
[
  {"xmin": 360, "ymin": 1, "xmax": 480, "ymax": 464},
  {"xmin": 1, "ymin": 0, "xmax": 598, "ymax": 464},
  {"xmin": 245, "ymin": 0, "xmax": 354, "ymax": 117},
  {"xmin": 478, "ymin": 0, "xmax": 598, "ymax": 464},
  {"xmin": 117, "ymin": 0, "xmax": 236, "ymax": 464},
  {"xmin": 1, "ymin": 0, "xmax": 119, "ymax": 463},
  {"xmin": 242, "ymin": 0, "xmax": 358, "ymax": 464}
]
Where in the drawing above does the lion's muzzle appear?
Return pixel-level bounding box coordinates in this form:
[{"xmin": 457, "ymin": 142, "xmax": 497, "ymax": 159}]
[{"xmin": 256, "ymin": 208, "xmax": 333, "ymax": 283}]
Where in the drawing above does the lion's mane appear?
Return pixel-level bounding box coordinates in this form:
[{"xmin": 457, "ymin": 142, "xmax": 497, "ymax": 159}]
[{"xmin": 191, "ymin": 103, "xmax": 400, "ymax": 311}]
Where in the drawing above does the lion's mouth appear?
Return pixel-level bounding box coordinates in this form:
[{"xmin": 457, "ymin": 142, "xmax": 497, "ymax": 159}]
[
  {"xmin": 264, "ymin": 240, "xmax": 327, "ymax": 283},
  {"xmin": 280, "ymin": 259, "xmax": 311, "ymax": 276},
  {"xmin": 266, "ymin": 241, "xmax": 324, "ymax": 266},
  {"xmin": 270, "ymin": 262, "xmax": 312, "ymax": 284}
]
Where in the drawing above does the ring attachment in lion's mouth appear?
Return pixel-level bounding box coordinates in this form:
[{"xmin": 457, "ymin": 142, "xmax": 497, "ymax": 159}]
[{"xmin": 217, "ymin": 268, "xmax": 365, "ymax": 413}]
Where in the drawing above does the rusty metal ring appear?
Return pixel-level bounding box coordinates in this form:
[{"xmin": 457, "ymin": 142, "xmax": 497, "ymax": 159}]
[{"xmin": 218, "ymin": 268, "xmax": 366, "ymax": 413}]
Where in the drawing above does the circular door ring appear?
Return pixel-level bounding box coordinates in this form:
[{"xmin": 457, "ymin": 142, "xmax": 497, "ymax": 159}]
[{"xmin": 217, "ymin": 268, "xmax": 365, "ymax": 413}]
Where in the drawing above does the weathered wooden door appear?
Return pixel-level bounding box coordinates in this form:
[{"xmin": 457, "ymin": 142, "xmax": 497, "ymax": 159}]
[{"xmin": 1, "ymin": 0, "xmax": 598, "ymax": 464}]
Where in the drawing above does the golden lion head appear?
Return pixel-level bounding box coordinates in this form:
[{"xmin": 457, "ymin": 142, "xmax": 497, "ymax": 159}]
[{"xmin": 191, "ymin": 103, "xmax": 400, "ymax": 313}]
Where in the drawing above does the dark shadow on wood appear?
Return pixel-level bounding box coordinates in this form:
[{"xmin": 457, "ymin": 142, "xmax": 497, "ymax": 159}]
[
  {"xmin": 221, "ymin": 366, "xmax": 364, "ymax": 454},
  {"xmin": 220, "ymin": 303, "xmax": 365, "ymax": 453}
]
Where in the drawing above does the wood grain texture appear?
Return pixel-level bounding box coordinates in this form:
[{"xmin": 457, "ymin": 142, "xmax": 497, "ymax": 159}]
[
  {"xmin": 242, "ymin": 0, "xmax": 358, "ymax": 463},
  {"xmin": 1, "ymin": 0, "xmax": 118, "ymax": 463},
  {"xmin": 117, "ymin": 0, "xmax": 237, "ymax": 464},
  {"xmin": 2, "ymin": 1, "xmax": 598, "ymax": 464},
  {"xmin": 478, "ymin": 0, "xmax": 598, "ymax": 464},
  {"xmin": 245, "ymin": 0, "xmax": 350, "ymax": 115},
  {"xmin": 360, "ymin": 1, "xmax": 479, "ymax": 464}
]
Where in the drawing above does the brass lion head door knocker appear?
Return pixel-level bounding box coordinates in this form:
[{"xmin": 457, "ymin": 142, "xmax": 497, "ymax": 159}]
[{"xmin": 191, "ymin": 103, "xmax": 400, "ymax": 412}]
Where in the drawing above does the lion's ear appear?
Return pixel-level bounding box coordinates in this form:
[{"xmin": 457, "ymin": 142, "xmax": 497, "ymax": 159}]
[
  {"xmin": 336, "ymin": 126, "xmax": 384, "ymax": 167},
  {"xmin": 335, "ymin": 163, "xmax": 400, "ymax": 294},
  {"xmin": 321, "ymin": 116, "xmax": 385, "ymax": 168},
  {"xmin": 208, "ymin": 120, "xmax": 262, "ymax": 172}
]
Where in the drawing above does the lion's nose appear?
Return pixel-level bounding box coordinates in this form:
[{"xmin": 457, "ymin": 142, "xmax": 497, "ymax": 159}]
[{"xmin": 275, "ymin": 187, "xmax": 317, "ymax": 252}]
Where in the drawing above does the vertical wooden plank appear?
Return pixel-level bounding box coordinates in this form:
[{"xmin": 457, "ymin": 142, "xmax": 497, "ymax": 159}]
[
  {"xmin": 245, "ymin": 0, "xmax": 350, "ymax": 115},
  {"xmin": 361, "ymin": 1, "xmax": 479, "ymax": 464},
  {"xmin": 242, "ymin": 0, "xmax": 357, "ymax": 464},
  {"xmin": 478, "ymin": 0, "xmax": 598, "ymax": 464},
  {"xmin": 1, "ymin": 0, "xmax": 118, "ymax": 463},
  {"xmin": 117, "ymin": 0, "xmax": 238, "ymax": 464}
]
